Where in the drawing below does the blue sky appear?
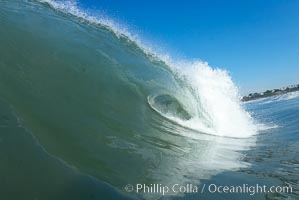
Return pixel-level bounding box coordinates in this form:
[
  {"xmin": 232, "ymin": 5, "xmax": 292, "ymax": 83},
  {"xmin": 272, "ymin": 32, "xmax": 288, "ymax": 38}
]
[{"xmin": 79, "ymin": 0, "xmax": 299, "ymax": 95}]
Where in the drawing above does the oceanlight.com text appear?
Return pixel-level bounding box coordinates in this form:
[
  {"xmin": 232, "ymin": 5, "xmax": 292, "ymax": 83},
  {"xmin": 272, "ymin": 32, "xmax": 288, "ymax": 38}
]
[{"xmin": 124, "ymin": 183, "xmax": 293, "ymax": 196}]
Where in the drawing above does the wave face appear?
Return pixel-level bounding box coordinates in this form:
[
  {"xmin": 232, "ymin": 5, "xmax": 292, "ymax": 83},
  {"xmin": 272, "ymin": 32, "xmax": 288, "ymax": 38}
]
[
  {"xmin": 37, "ymin": 0, "xmax": 257, "ymax": 138},
  {"xmin": 0, "ymin": 0, "xmax": 258, "ymax": 199}
]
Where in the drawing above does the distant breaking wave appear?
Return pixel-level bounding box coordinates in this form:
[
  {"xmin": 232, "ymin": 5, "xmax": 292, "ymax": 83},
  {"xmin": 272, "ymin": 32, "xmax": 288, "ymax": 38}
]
[{"xmin": 261, "ymin": 91, "xmax": 299, "ymax": 105}]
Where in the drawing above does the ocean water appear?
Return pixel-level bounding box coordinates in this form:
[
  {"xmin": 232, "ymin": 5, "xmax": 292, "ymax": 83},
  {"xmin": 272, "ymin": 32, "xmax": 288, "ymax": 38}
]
[{"xmin": 0, "ymin": 0, "xmax": 298, "ymax": 199}]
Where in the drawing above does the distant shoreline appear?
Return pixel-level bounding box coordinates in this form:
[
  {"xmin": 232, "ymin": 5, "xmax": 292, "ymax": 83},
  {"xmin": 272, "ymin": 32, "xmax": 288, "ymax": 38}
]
[{"xmin": 242, "ymin": 84, "xmax": 299, "ymax": 102}]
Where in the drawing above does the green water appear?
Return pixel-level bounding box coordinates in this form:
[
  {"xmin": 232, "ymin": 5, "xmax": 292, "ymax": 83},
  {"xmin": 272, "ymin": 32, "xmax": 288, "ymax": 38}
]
[{"xmin": 0, "ymin": 0, "xmax": 298, "ymax": 199}]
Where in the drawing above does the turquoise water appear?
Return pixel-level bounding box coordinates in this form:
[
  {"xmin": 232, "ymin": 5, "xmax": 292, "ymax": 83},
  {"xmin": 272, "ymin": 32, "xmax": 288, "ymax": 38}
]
[{"xmin": 0, "ymin": 0, "xmax": 298, "ymax": 199}]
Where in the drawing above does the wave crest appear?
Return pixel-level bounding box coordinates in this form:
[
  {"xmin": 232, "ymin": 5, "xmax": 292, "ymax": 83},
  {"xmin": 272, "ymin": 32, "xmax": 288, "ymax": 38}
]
[{"xmin": 38, "ymin": 0, "xmax": 258, "ymax": 138}]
